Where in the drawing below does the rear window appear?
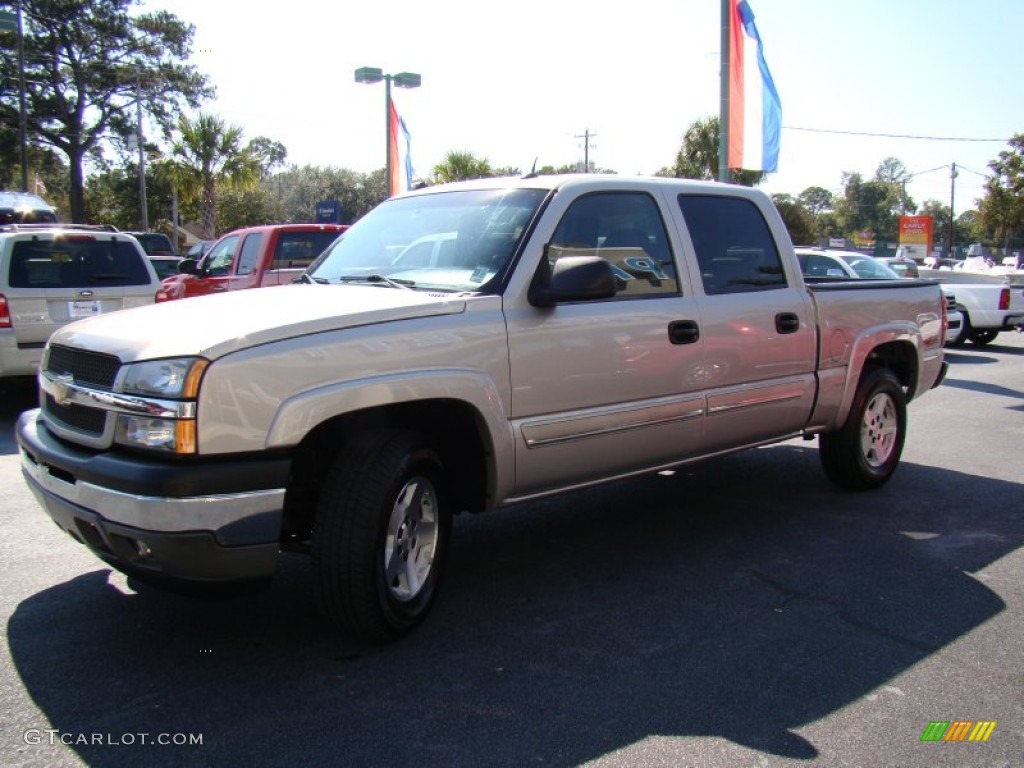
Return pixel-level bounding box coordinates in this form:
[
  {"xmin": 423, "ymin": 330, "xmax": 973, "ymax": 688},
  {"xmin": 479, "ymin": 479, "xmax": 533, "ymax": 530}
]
[
  {"xmin": 8, "ymin": 239, "xmax": 152, "ymax": 287},
  {"xmin": 272, "ymin": 231, "xmax": 341, "ymax": 269},
  {"xmin": 132, "ymin": 234, "xmax": 176, "ymax": 255}
]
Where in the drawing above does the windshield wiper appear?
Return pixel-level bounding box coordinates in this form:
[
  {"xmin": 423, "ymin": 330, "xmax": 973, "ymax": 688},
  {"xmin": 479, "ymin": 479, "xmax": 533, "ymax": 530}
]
[
  {"xmin": 294, "ymin": 273, "xmax": 329, "ymax": 284},
  {"xmin": 338, "ymin": 274, "xmax": 415, "ymax": 289}
]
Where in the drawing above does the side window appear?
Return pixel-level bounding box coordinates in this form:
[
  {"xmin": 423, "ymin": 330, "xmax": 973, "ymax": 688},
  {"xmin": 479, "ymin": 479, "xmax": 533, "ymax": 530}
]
[
  {"xmin": 272, "ymin": 231, "xmax": 341, "ymax": 269},
  {"xmin": 548, "ymin": 192, "xmax": 679, "ymax": 298},
  {"xmin": 202, "ymin": 235, "xmax": 239, "ymax": 276},
  {"xmin": 236, "ymin": 234, "xmax": 264, "ymax": 276},
  {"xmin": 677, "ymin": 195, "xmax": 787, "ymax": 295}
]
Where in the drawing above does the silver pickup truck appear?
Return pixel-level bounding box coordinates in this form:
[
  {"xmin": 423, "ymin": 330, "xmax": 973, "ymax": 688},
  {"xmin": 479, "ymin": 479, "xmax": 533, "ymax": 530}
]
[{"xmin": 16, "ymin": 176, "xmax": 948, "ymax": 642}]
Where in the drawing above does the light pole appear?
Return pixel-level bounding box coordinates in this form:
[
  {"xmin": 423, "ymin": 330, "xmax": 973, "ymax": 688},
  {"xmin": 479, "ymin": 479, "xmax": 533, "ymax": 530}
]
[
  {"xmin": 354, "ymin": 67, "xmax": 421, "ymax": 197},
  {"xmin": 0, "ymin": 3, "xmax": 27, "ymax": 193}
]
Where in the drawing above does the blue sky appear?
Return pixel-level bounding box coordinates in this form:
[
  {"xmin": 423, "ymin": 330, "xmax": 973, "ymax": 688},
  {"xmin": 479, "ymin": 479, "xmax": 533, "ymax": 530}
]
[{"xmin": 147, "ymin": 0, "xmax": 1024, "ymax": 214}]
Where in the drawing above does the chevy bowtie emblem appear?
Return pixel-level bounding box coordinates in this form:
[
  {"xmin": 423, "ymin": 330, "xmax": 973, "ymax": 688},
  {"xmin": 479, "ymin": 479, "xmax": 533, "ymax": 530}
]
[{"xmin": 51, "ymin": 373, "xmax": 75, "ymax": 407}]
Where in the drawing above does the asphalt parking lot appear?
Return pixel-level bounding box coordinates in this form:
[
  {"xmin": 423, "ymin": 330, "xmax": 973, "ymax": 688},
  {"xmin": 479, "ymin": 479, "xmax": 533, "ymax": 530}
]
[{"xmin": 1, "ymin": 333, "xmax": 1022, "ymax": 768}]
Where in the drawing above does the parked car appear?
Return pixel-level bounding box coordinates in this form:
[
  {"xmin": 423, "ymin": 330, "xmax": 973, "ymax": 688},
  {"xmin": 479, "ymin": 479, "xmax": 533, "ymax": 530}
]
[
  {"xmin": 0, "ymin": 227, "xmax": 161, "ymax": 380},
  {"xmin": 876, "ymin": 255, "xmax": 920, "ymax": 278},
  {"xmin": 795, "ymin": 248, "xmax": 963, "ymax": 345},
  {"xmin": 0, "ymin": 191, "xmax": 58, "ymax": 225},
  {"xmin": 147, "ymin": 254, "xmax": 185, "ymax": 280},
  {"xmin": 124, "ymin": 231, "xmax": 177, "ymax": 257},
  {"xmin": 919, "ymin": 268, "xmax": 1024, "ymax": 346},
  {"xmin": 156, "ymin": 224, "xmax": 347, "ymax": 302}
]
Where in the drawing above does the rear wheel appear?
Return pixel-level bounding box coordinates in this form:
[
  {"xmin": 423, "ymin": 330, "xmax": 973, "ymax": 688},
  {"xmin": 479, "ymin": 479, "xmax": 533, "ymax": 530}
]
[
  {"xmin": 313, "ymin": 430, "xmax": 451, "ymax": 643},
  {"xmin": 968, "ymin": 328, "xmax": 999, "ymax": 346},
  {"xmin": 820, "ymin": 368, "xmax": 907, "ymax": 491}
]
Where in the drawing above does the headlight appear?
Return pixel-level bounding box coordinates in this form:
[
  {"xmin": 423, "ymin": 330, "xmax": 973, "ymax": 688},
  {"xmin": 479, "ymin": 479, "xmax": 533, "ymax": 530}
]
[
  {"xmin": 115, "ymin": 357, "xmax": 208, "ymax": 453},
  {"xmin": 115, "ymin": 415, "xmax": 196, "ymax": 453},
  {"xmin": 120, "ymin": 357, "xmax": 208, "ymax": 398}
]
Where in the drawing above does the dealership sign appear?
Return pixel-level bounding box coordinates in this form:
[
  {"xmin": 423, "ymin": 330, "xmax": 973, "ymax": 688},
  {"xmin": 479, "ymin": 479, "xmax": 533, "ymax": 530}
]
[{"xmin": 899, "ymin": 216, "xmax": 933, "ymax": 260}]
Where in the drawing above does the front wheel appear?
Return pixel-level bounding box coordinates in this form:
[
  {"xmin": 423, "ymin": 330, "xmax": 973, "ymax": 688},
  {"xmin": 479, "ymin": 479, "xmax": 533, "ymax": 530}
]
[
  {"xmin": 313, "ymin": 430, "xmax": 451, "ymax": 643},
  {"xmin": 819, "ymin": 368, "xmax": 907, "ymax": 491},
  {"xmin": 968, "ymin": 328, "xmax": 999, "ymax": 346}
]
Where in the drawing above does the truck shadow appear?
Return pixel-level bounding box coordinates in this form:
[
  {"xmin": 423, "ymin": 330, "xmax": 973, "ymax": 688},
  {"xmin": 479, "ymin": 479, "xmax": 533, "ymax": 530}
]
[
  {"xmin": 7, "ymin": 445, "xmax": 1022, "ymax": 766},
  {"xmin": 0, "ymin": 377, "xmax": 36, "ymax": 456}
]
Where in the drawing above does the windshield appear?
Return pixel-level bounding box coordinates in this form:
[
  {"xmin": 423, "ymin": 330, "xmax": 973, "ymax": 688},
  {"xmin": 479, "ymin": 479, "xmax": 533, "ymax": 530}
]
[
  {"xmin": 839, "ymin": 255, "xmax": 901, "ymax": 279},
  {"xmin": 307, "ymin": 188, "xmax": 547, "ymax": 292}
]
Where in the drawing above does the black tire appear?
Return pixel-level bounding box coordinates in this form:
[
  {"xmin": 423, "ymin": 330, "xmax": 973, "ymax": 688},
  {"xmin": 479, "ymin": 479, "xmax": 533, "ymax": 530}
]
[
  {"xmin": 946, "ymin": 312, "xmax": 969, "ymax": 347},
  {"xmin": 312, "ymin": 429, "xmax": 451, "ymax": 643},
  {"xmin": 819, "ymin": 368, "xmax": 907, "ymax": 491},
  {"xmin": 968, "ymin": 328, "xmax": 999, "ymax": 346}
]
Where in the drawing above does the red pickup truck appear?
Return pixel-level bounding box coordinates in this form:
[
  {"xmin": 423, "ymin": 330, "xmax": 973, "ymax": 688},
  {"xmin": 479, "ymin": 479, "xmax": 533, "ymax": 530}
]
[{"xmin": 155, "ymin": 223, "xmax": 347, "ymax": 302}]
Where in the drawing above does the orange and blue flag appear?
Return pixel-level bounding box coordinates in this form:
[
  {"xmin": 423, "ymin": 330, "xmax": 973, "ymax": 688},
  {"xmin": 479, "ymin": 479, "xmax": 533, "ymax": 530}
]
[{"xmin": 388, "ymin": 99, "xmax": 415, "ymax": 196}]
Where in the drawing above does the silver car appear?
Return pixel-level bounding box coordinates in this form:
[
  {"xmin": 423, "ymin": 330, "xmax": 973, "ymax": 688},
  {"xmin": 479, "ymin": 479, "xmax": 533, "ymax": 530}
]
[{"xmin": 0, "ymin": 226, "xmax": 161, "ymax": 379}]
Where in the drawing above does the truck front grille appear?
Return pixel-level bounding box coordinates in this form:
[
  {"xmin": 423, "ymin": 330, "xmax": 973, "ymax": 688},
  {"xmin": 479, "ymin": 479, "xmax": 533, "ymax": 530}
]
[
  {"xmin": 46, "ymin": 344, "xmax": 120, "ymax": 388},
  {"xmin": 44, "ymin": 394, "xmax": 108, "ymax": 435}
]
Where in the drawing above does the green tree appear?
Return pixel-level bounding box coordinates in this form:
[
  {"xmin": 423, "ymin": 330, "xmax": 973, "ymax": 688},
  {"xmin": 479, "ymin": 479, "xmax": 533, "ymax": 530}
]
[
  {"xmin": 979, "ymin": 134, "xmax": 1024, "ymax": 252},
  {"xmin": 169, "ymin": 113, "xmax": 261, "ymax": 239},
  {"xmin": 833, "ymin": 171, "xmax": 903, "ymax": 243},
  {"xmin": 797, "ymin": 186, "xmax": 834, "ymax": 217},
  {"xmin": 771, "ymin": 194, "xmax": 815, "ymax": 245},
  {"xmin": 248, "ymin": 137, "xmax": 288, "ymax": 178},
  {"xmin": 873, "ymin": 156, "xmax": 914, "ymax": 215},
  {"xmin": 663, "ymin": 116, "xmax": 764, "ymax": 186},
  {"xmin": 273, "ymin": 164, "xmax": 385, "ymax": 225},
  {"xmin": 0, "ymin": 0, "xmax": 212, "ymax": 221},
  {"xmin": 431, "ymin": 151, "xmax": 492, "ymax": 183}
]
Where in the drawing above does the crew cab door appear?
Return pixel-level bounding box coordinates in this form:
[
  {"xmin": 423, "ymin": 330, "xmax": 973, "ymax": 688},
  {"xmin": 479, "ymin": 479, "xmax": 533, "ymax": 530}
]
[
  {"xmin": 505, "ymin": 189, "xmax": 707, "ymax": 497},
  {"xmin": 181, "ymin": 234, "xmax": 242, "ymax": 297},
  {"xmin": 675, "ymin": 193, "xmax": 817, "ymax": 453}
]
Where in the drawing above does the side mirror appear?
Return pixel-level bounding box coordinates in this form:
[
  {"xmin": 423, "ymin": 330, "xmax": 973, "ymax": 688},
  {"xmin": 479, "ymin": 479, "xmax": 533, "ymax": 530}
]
[
  {"xmin": 178, "ymin": 258, "xmax": 199, "ymax": 275},
  {"xmin": 529, "ymin": 251, "xmax": 617, "ymax": 307}
]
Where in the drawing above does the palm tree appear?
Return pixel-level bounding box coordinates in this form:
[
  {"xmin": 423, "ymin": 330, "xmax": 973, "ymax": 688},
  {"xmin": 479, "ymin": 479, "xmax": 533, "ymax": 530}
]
[
  {"xmin": 432, "ymin": 151, "xmax": 492, "ymax": 183},
  {"xmin": 169, "ymin": 113, "xmax": 262, "ymax": 238},
  {"xmin": 667, "ymin": 116, "xmax": 765, "ymax": 187}
]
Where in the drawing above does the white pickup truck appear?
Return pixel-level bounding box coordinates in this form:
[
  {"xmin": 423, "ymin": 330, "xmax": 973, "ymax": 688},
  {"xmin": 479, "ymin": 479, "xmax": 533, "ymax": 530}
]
[
  {"xmin": 918, "ymin": 268, "xmax": 1024, "ymax": 345},
  {"xmin": 16, "ymin": 176, "xmax": 948, "ymax": 642}
]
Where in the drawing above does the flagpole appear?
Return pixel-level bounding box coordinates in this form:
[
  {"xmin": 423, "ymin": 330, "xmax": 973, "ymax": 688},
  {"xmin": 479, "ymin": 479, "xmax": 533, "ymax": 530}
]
[{"xmin": 717, "ymin": 0, "xmax": 730, "ymax": 182}]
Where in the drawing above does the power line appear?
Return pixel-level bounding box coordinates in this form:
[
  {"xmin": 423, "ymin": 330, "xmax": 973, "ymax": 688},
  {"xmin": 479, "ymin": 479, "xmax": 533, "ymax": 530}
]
[{"xmin": 784, "ymin": 126, "xmax": 1009, "ymax": 143}]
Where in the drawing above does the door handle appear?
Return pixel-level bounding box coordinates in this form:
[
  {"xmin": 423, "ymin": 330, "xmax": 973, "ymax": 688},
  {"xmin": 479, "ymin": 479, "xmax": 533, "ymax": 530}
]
[
  {"xmin": 211, "ymin": 286, "xmax": 227, "ymax": 292},
  {"xmin": 668, "ymin": 320, "xmax": 700, "ymax": 345},
  {"xmin": 775, "ymin": 312, "xmax": 800, "ymax": 334}
]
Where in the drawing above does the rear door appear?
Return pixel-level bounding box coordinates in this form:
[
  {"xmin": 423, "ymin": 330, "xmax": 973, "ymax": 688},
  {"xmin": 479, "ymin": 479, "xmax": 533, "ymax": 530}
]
[
  {"xmin": 5, "ymin": 234, "xmax": 156, "ymax": 347},
  {"xmin": 675, "ymin": 194, "xmax": 817, "ymax": 453}
]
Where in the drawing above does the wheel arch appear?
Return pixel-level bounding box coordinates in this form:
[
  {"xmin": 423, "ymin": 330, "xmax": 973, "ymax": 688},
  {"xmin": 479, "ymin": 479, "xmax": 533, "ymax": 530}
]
[
  {"xmin": 834, "ymin": 338, "xmax": 919, "ymax": 430},
  {"xmin": 279, "ymin": 397, "xmax": 500, "ymax": 546}
]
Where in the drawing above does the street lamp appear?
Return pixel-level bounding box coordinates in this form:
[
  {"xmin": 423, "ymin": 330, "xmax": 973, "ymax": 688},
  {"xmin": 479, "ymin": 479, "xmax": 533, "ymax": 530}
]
[
  {"xmin": 354, "ymin": 66, "xmax": 421, "ymax": 197},
  {"xmin": 0, "ymin": 3, "xmax": 28, "ymax": 193}
]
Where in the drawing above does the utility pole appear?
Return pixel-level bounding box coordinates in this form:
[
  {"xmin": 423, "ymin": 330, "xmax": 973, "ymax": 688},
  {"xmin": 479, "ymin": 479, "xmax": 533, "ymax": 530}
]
[
  {"xmin": 136, "ymin": 72, "xmax": 148, "ymax": 230},
  {"xmin": 575, "ymin": 128, "xmax": 596, "ymax": 173},
  {"xmin": 947, "ymin": 162, "xmax": 957, "ymax": 259}
]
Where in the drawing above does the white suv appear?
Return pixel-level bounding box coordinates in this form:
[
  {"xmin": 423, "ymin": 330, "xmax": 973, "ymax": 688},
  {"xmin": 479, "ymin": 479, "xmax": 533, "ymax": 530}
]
[{"xmin": 0, "ymin": 226, "xmax": 161, "ymax": 380}]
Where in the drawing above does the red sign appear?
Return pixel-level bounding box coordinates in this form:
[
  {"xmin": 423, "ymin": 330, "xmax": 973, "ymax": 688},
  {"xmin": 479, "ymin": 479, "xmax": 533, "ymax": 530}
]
[{"xmin": 899, "ymin": 216, "xmax": 933, "ymax": 250}]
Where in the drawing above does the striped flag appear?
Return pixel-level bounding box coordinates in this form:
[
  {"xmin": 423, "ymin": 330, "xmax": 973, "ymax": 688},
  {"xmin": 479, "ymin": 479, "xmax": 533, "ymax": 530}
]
[
  {"xmin": 388, "ymin": 98, "xmax": 415, "ymax": 196},
  {"xmin": 728, "ymin": 0, "xmax": 781, "ymax": 172}
]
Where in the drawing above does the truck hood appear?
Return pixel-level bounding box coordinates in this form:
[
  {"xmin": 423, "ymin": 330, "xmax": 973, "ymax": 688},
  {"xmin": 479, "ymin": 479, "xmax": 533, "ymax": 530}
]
[{"xmin": 51, "ymin": 284, "xmax": 468, "ymax": 362}]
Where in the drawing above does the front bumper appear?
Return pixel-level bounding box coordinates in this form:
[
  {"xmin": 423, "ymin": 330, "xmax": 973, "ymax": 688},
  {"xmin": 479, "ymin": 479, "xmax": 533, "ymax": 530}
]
[{"xmin": 17, "ymin": 409, "xmax": 290, "ymax": 584}]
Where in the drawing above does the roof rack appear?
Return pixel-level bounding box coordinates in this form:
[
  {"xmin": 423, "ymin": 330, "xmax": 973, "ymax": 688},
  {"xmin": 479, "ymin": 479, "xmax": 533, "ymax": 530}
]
[{"xmin": 0, "ymin": 223, "xmax": 120, "ymax": 233}]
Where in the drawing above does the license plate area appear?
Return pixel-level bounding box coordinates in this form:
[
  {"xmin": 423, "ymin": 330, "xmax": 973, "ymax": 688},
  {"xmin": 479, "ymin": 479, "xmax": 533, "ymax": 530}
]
[{"xmin": 69, "ymin": 300, "xmax": 102, "ymax": 318}]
